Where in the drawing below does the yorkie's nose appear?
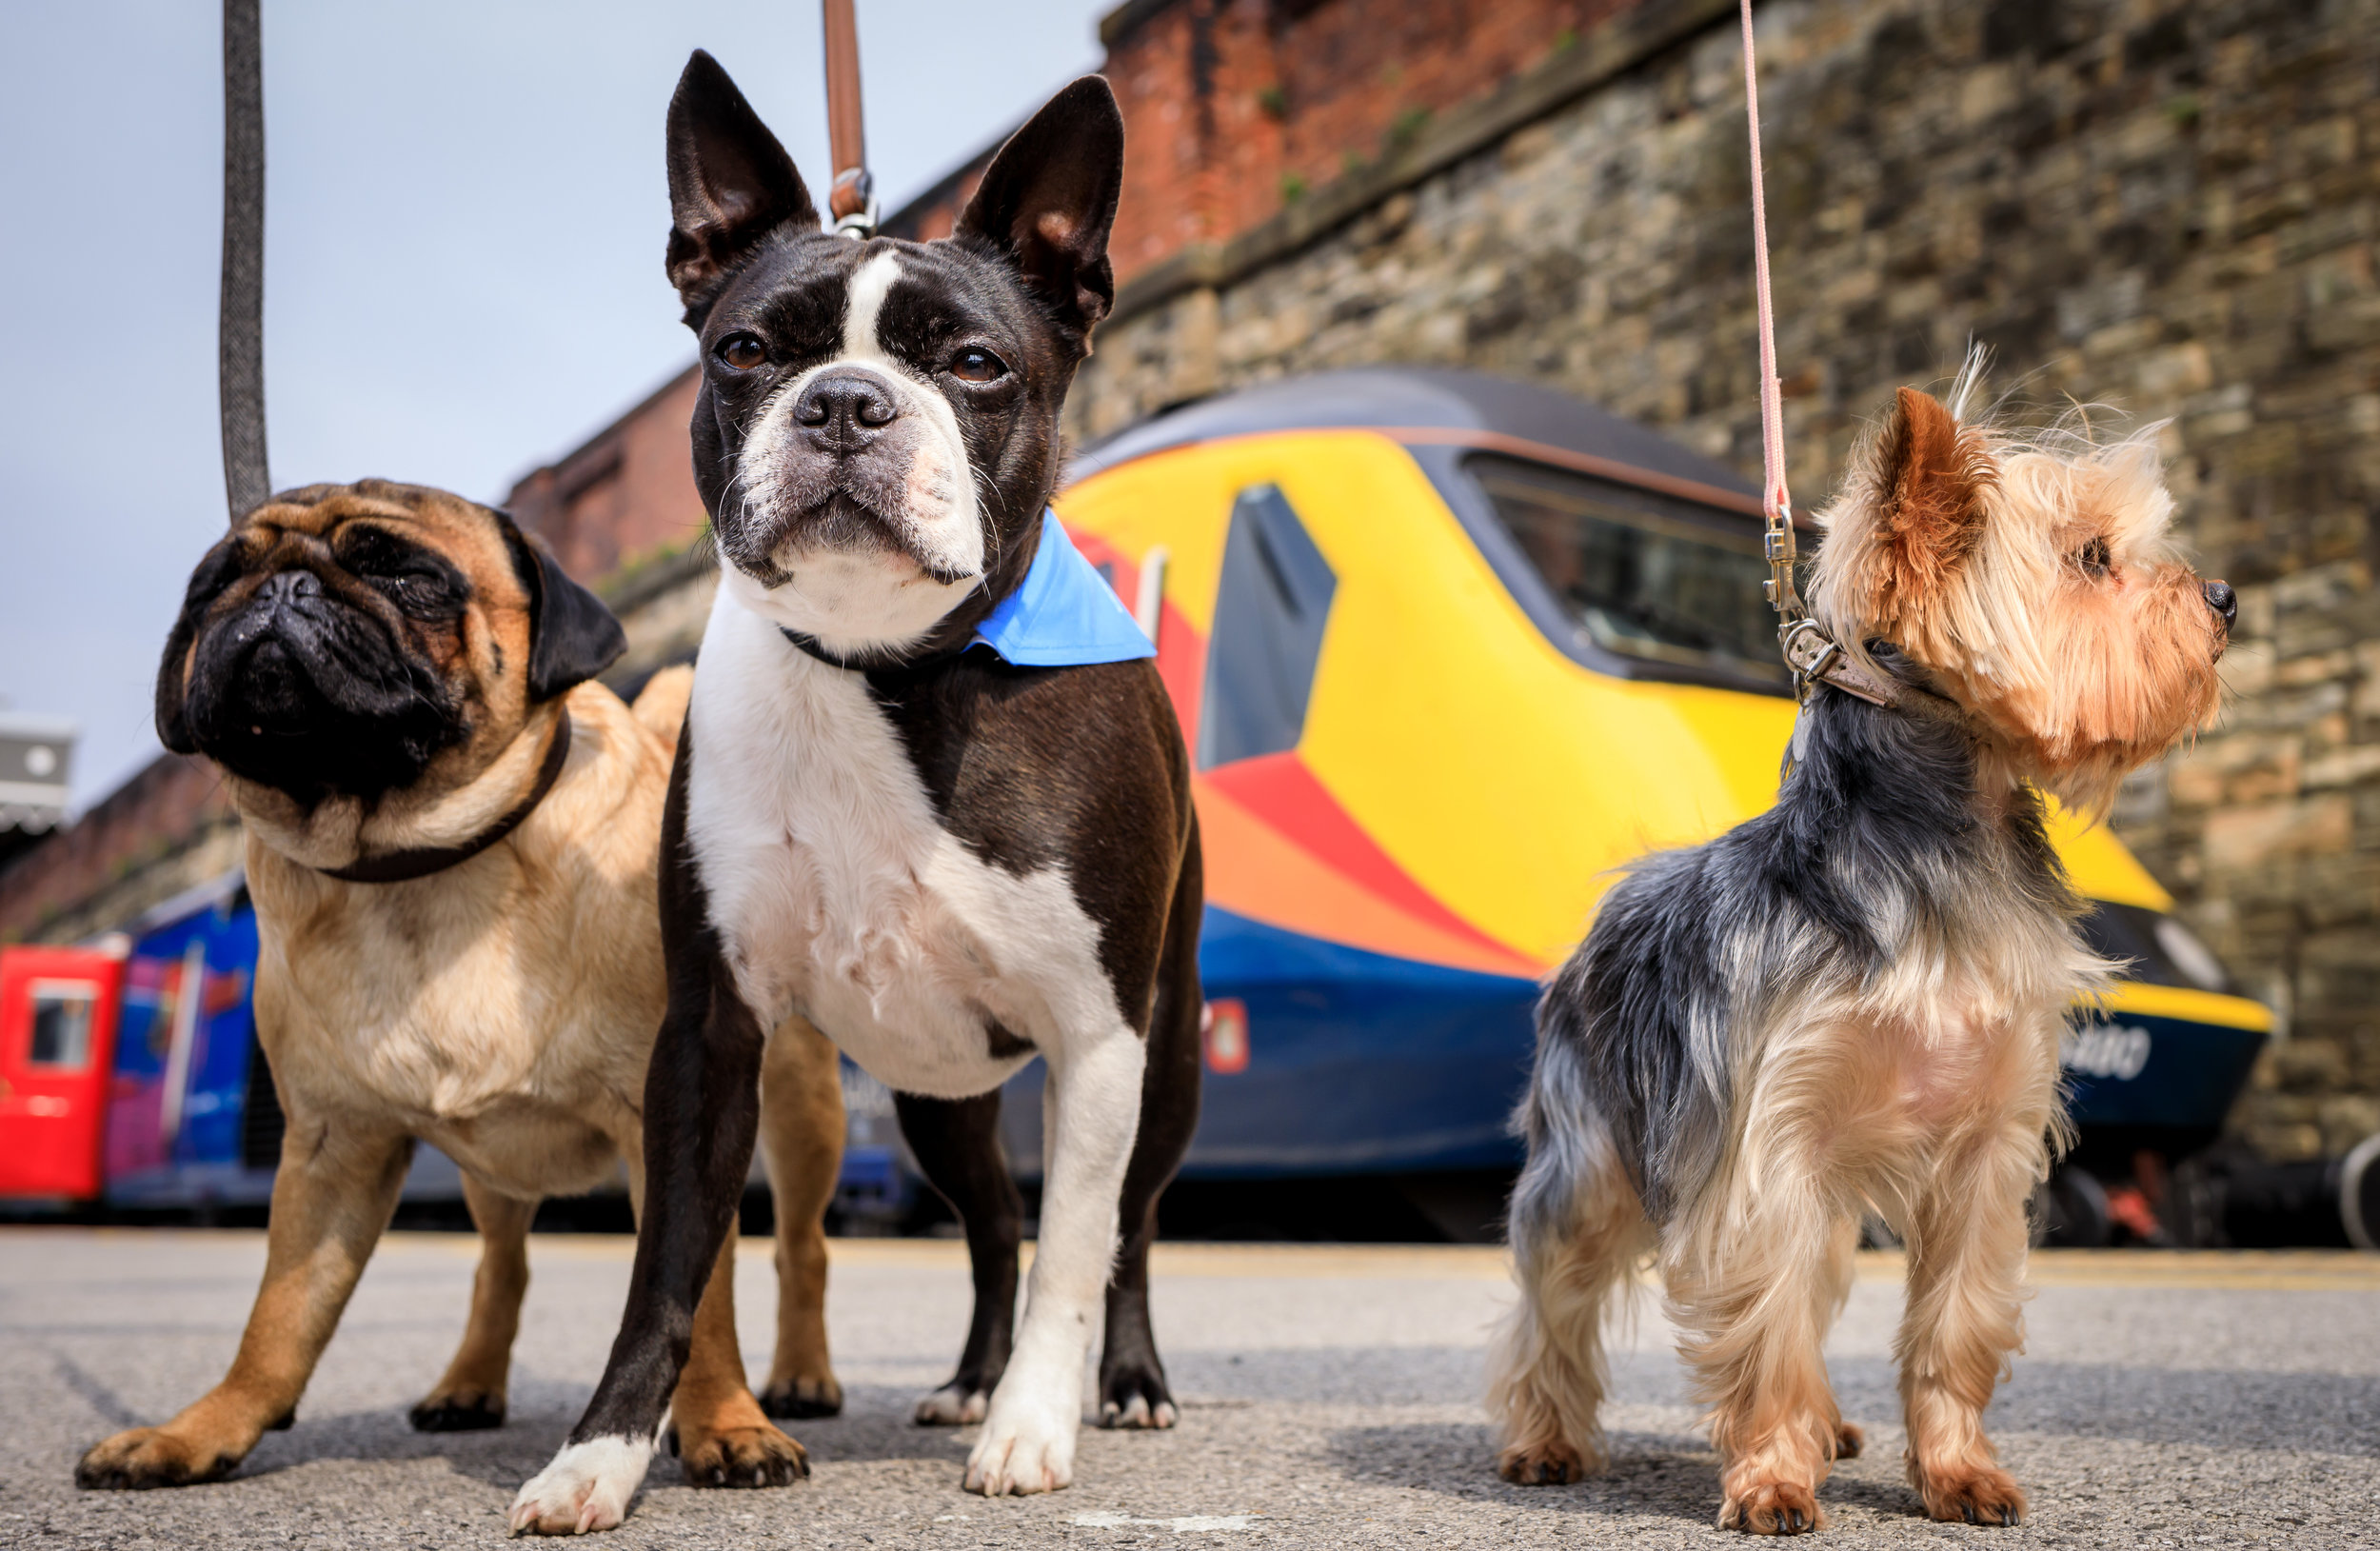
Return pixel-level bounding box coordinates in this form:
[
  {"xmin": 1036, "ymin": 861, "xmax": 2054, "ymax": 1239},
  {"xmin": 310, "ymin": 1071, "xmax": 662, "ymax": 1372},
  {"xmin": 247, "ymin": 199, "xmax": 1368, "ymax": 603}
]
[{"xmin": 2203, "ymin": 580, "xmax": 2236, "ymax": 628}]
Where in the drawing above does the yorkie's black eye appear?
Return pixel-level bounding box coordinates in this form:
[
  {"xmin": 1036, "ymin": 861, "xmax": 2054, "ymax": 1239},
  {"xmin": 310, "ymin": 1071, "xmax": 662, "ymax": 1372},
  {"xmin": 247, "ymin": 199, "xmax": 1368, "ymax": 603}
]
[
  {"xmin": 2077, "ymin": 537, "xmax": 2112, "ymax": 579},
  {"xmin": 949, "ymin": 348, "xmax": 1008, "ymax": 384},
  {"xmin": 715, "ymin": 333, "xmax": 768, "ymax": 371}
]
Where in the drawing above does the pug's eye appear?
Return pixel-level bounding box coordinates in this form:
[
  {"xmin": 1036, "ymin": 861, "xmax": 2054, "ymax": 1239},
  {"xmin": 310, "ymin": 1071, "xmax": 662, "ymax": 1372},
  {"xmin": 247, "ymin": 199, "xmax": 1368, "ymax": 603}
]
[
  {"xmin": 2077, "ymin": 537, "xmax": 2112, "ymax": 580},
  {"xmin": 341, "ymin": 531, "xmax": 463, "ymax": 618},
  {"xmin": 949, "ymin": 347, "xmax": 1008, "ymax": 384},
  {"xmin": 716, "ymin": 332, "xmax": 768, "ymax": 371},
  {"xmin": 367, "ymin": 566, "xmax": 458, "ymax": 617}
]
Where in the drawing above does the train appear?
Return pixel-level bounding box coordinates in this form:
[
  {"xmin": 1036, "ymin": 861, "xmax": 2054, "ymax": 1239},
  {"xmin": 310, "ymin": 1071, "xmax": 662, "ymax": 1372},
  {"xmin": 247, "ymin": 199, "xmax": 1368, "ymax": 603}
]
[
  {"xmin": 0, "ymin": 368, "xmax": 2308, "ymax": 1243},
  {"xmin": 0, "ymin": 873, "xmax": 906, "ymax": 1219},
  {"xmin": 1025, "ymin": 368, "xmax": 2286, "ymax": 1242}
]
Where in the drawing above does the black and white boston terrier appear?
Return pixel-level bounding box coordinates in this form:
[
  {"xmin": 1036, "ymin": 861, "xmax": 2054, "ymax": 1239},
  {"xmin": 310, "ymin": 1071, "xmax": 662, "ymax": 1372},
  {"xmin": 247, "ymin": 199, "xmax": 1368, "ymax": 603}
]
[{"xmin": 509, "ymin": 54, "xmax": 1202, "ymax": 1532}]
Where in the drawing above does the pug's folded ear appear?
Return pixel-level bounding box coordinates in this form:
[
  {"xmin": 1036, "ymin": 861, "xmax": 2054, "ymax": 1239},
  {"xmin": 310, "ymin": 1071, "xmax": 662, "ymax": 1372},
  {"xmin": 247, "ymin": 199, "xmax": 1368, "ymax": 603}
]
[{"xmin": 499, "ymin": 519, "xmax": 626, "ymax": 701}]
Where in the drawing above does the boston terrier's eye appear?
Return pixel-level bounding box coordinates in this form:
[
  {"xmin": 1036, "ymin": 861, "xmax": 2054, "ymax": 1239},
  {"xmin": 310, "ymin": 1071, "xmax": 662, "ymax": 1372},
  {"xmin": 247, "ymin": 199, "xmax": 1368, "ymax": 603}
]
[
  {"xmin": 2077, "ymin": 537, "xmax": 2112, "ymax": 580},
  {"xmin": 716, "ymin": 332, "xmax": 768, "ymax": 371},
  {"xmin": 949, "ymin": 347, "xmax": 1008, "ymax": 384}
]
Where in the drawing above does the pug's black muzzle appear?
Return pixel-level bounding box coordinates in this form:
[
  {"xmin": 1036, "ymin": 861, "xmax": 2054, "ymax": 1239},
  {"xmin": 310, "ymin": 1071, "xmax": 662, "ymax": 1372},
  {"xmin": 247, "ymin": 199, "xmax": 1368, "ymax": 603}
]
[{"xmin": 184, "ymin": 569, "xmax": 462, "ymax": 799}]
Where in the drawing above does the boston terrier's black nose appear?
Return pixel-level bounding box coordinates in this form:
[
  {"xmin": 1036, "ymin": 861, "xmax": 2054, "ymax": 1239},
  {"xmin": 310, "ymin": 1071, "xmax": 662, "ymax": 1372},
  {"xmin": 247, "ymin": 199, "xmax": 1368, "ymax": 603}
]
[
  {"xmin": 2202, "ymin": 579, "xmax": 2236, "ymax": 628},
  {"xmin": 794, "ymin": 372, "xmax": 898, "ymax": 450}
]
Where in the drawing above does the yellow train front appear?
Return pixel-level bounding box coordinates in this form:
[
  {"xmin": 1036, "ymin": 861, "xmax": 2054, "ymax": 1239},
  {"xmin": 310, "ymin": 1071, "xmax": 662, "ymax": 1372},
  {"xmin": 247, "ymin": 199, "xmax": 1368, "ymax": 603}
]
[{"xmin": 1045, "ymin": 368, "xmax": 2270, "ymax": 1226}]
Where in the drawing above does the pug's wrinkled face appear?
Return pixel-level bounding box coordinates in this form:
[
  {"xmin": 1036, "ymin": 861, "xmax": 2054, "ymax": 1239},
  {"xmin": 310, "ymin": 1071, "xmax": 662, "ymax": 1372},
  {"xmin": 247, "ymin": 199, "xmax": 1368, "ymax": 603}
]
[
  {"xmin": 156, "ymin": 480, "xmax": 622, "ymax": 805},
  {"xmin": 663, "ymin": 52, "xmax": 1124, "ymax": 665}
]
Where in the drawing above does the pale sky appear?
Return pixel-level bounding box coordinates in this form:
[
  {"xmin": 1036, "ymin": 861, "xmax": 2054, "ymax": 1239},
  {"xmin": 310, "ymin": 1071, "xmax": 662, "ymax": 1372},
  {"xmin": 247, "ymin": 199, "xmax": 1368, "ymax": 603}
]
[{"xmin": 0, "ymin": 1, "xmax": 1114, "ymax": 811}]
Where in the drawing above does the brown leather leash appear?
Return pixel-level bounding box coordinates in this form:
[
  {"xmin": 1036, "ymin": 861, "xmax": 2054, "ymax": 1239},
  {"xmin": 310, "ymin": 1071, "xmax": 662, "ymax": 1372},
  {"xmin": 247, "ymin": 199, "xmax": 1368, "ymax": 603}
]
[
  {"xmin": 822, "ymin": 0, "xmax": 878, "ymax": 237},
  {"xmin": 319, "ymin": 712, "xmax": 573, "ymax": 885}
]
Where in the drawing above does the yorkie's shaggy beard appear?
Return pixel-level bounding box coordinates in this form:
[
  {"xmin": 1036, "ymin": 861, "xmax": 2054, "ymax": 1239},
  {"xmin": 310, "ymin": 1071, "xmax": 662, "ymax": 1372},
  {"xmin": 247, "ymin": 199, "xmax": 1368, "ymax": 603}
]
[{"xmin": 1490, "ymin": 371, "xmax": 2229, "ymax": 1534}]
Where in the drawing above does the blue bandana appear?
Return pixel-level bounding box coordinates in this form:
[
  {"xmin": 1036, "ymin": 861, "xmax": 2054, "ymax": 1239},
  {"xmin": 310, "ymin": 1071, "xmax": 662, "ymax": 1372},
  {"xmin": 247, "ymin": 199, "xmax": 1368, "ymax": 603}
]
[{"xmin": 969, "ymin": 510, "xmax": 1157, "ymax": 666}]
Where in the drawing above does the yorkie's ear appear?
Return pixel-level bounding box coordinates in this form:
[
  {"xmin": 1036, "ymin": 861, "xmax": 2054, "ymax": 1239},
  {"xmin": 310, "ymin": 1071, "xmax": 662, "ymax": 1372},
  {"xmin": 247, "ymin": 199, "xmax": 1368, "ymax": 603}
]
[{"xmin": 1869, "ymin": 387, "xmax": 1991, "ymax": 620}]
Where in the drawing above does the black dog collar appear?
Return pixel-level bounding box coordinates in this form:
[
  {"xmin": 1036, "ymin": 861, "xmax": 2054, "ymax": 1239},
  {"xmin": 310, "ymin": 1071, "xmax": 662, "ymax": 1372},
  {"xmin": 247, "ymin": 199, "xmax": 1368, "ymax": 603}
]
[
  {"xmin": 778, "ymin": 626, "xmax": 973, "ymax": 674},
  {"xmin": 319, "ymin": 711, "xmax": 573, "ymax": 885}
]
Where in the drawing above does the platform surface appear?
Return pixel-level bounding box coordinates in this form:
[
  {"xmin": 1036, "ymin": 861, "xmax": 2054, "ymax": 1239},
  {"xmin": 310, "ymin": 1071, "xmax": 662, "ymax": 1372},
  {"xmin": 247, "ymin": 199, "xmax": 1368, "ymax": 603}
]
[{"xmin": 2, "ymin": 1229, "xmax": 2374, "ymax": 1548}]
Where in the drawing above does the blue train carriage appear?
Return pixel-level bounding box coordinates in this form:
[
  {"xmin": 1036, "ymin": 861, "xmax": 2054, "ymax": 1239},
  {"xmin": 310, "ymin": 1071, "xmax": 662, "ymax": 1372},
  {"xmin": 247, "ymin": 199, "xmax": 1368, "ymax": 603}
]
[
  {"xmin": 979, "ymin": 367, "xmax": 2274, "ymax": 1241},
  {"xmin": 4, "ymin": 868, "xmax": 899, "ymax": 1218},
  {"xmin": 94, "ymin": 874, "xmax": 278, "ymax": 1207}
]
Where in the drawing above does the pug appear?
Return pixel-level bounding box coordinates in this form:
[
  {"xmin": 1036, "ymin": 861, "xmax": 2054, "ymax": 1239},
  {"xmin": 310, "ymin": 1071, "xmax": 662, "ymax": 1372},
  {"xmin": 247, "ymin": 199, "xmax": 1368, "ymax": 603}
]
[{"xmin": 76, "ymin": 480, "xmax": 843, "ymax": 1495}]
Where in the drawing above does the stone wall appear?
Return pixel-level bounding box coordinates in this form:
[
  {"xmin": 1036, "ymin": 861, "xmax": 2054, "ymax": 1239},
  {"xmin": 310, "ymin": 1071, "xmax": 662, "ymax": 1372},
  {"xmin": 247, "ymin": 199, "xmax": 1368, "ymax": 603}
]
[{"xmin": 1070, "ymin": 0, "xmax": 2380, "ymax": 1159}]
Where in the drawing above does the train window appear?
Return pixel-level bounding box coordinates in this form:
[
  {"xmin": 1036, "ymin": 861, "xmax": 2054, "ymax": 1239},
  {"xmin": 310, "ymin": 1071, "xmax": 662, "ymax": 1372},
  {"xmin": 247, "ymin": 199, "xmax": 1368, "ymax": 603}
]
[
  {"xmin": 1466, "ymin": 455, "xmax": 1791, "ymax": 688},
  {"xmin": 27, "ymin": 981, "xmax": 98, "ymax": 1068},
  {"xmin": 1198, "ymin": 485, "xmax": 1338, "ymax": 769}
]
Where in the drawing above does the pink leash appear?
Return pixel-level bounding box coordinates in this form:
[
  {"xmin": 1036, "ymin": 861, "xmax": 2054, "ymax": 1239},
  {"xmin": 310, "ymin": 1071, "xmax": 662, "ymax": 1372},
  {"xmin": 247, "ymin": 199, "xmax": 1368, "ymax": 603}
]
[{"xmin": 1739, "ymin": 0, "xmax": 1802, "ymax": 624}]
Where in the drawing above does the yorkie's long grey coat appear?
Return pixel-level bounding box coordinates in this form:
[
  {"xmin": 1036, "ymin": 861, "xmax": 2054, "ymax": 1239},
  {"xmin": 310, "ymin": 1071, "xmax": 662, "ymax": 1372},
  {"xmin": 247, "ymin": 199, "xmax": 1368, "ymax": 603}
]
[{"xmin": 1491, "ymin": 383, "xmax": 2231, "ymax": 1534}]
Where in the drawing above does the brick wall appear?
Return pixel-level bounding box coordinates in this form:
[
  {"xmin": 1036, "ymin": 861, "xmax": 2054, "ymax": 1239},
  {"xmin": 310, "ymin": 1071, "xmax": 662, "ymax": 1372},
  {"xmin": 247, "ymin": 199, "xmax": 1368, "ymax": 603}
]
[
  {"xmin": 1101, "ymin": 0, "xmax": 1635, "ymax": 276},
  {"xmin": 892, "ymin": 0, "xmax": 1644, "ymax": 284},
  {"xmin": 0, "ymin": 754, "xmax": 237, "ymax": 945},
  {"xmin": 506, "ymin": 369, "xmax": 709, "ymax": 585},
  {"xmin": 1069, "ymin": 0, "xmax": 2380, "ymax": 1159}
]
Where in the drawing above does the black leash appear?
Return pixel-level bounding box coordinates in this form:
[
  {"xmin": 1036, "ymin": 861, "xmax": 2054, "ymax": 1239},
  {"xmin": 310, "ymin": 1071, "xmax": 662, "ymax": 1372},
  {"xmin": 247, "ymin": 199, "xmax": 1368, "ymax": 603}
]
[
  {"xmin": 319, "ymin": 713, "xmax": 574, "ymax": 885},
  {"xmin": 220, "ymin": 0, "xmax": 270, "ymax": 521}
]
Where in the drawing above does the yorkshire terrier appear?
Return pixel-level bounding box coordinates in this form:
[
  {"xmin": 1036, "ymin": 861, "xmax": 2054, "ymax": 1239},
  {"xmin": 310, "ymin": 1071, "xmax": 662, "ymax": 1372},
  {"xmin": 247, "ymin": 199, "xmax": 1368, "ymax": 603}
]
[{"xmin": 1487, "ymin": 377, "xmax": 2231, "ymax": 1532}]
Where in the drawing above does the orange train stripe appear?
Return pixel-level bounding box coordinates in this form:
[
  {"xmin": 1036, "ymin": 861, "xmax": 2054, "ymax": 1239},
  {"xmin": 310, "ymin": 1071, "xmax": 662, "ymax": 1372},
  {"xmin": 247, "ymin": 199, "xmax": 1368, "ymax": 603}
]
[
  {"xmin": 1195, "ymin": 777, "xmax": 1547, "ymax": 979},
  {"xmin": 1203, "ymin": 751, "xmax": 1528, "ymax": 964}
]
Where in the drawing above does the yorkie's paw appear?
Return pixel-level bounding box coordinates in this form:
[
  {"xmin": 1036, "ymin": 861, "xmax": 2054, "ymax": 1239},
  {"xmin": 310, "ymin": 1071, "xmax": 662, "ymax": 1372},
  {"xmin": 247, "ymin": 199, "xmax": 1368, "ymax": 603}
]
[
  {"xmin": 1834, "ymin": 1422, "xmax": 1864, "ymax": 1460},
  {"xmin": 1497, "ymin": 1436, "xmax": 1593, "ymax": 1485},
  {"xmin": 1915, "ymin": 1463, "xmax": 2025, "ymax": 1526},
  {"xmin": 1721, "ymin": 1479, "xmax": 1825, "ymax": 1535}
]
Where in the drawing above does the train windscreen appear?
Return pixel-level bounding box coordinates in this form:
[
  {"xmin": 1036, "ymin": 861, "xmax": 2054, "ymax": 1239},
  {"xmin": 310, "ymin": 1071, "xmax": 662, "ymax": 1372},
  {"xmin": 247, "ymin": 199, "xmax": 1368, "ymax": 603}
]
[{"xmin": 1466, "ymin": 454, "xmax": 1792, "ymax": 689}]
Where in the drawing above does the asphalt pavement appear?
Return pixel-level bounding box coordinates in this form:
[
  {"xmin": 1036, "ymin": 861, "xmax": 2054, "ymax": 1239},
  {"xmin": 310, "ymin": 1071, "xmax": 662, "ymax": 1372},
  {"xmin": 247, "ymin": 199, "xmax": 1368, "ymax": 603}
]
[{"xmin": 2, "ymin": 1228, "xmax": 2373, "ymax": 1548}]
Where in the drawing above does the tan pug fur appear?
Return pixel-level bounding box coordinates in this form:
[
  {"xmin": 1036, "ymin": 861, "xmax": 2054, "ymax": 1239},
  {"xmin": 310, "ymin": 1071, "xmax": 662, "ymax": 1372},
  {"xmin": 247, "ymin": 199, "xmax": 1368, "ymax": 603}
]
[{"xmin": 78, "ymin": 482, "xmax": 843, "ymax": 1491}]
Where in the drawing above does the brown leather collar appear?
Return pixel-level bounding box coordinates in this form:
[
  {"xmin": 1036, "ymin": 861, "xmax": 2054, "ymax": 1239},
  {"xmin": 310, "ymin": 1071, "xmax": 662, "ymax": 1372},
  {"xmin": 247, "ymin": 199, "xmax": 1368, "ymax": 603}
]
[
  {"xmin": 319, "ymin": 712, "xmax": 573, "ymax": 885},
  {"xmin": 1780, "ymin": 619, "xmax": 1964, "ymax": 724}
]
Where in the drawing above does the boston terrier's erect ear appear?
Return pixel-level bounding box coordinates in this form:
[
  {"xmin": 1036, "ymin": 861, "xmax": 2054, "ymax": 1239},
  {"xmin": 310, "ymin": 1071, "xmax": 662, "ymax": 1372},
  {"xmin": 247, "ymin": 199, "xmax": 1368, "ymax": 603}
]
[
  {"xmin": 664, "ymin": 50, "xmax": 821, "ymax": 323},
  {"xmin": 954, "ymin": 76, "xmax": 1126, "ymax": 349}
]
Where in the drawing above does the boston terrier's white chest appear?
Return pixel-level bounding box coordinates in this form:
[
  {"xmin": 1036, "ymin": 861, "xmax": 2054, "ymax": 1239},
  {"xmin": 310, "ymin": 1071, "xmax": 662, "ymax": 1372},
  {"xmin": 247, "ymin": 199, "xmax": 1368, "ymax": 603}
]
[{"xmin": 683, "ymin": 589, "xmax": 1118, "ymax": 1099}]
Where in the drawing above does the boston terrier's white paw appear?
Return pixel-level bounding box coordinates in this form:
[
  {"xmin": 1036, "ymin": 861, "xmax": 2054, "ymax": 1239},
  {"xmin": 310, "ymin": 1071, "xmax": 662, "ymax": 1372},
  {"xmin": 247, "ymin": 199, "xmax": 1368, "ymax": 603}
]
[
  {"xmin": 914, "ymin": 1382, "xmax": 991, "ymax": 1426},
  {"xmin": 962, "ymin": 1382, "xmax": 1079, "ymax": 1496},
  {"xmin": 508, "ymin": 1435, "xmax": 653, "ymax": 1536}
]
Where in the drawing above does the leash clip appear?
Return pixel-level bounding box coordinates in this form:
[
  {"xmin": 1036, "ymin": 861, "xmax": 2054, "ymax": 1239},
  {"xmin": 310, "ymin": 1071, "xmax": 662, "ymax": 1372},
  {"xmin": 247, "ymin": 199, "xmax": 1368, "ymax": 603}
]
[
  {"xmin": 1781, "ymin": 618, "xmax": 1898, "ymax": 709},
  {"xmin": 830, "ymin": 169, "xmax": 879, "ymax": 240}
]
